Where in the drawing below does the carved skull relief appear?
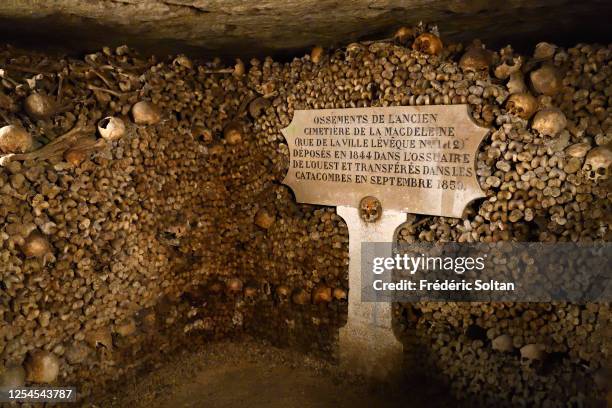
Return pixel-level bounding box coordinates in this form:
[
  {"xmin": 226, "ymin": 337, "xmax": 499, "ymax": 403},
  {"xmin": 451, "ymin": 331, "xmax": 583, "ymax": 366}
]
[{"xmin": 359, "ymin": 196, "xmax": 382, "ymax": 222}]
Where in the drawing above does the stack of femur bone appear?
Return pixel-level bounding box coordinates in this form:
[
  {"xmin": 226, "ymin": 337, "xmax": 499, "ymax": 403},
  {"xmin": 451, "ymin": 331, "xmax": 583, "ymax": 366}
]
[
  {"xmin": 0, "ymin": 20, "xmax": 609, "ymax": 405},
  {"xmin": 0, "ymin": 43, "xmax": 349, "ymax": 399}
]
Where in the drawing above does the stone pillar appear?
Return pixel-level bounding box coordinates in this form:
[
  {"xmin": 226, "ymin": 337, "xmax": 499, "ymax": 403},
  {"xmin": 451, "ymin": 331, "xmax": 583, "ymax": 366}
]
[{"xmin": 336, "ymin": 206, "xmax": 405, "ymax": 380}]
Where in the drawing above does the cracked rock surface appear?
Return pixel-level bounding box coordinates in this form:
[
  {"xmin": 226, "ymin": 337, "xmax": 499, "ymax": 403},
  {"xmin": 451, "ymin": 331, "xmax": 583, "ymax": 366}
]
[{"xmin": 0, "ymin": 0, "xmax": 610, "ymax": 57}]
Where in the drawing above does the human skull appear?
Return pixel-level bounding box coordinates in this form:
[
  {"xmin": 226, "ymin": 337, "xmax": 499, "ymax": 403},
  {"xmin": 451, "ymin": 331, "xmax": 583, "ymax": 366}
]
[
  {"xmin": 172, "ymin": 54, "xmax": 193, "ymax": 69},
  {"xmin": 531, "ymin": 108, "xmax": 567, "ymax": 137},
  {"xmin": 275, "ymin": 285, "xmax": 290, "ymax": 303},
  {"xmin": 0, "ymin": 125, "xmax": 33, "ymax": 154},
  {"xmin": 85, "ymin": 327, "xmax": 113, "ymax": 349},
  {"xmin": 459, "ymin": 43, "xmax": 491, "ymax": 72},
  {"xmin": 291, "ymin": 288, "xmax": 310, "ymax": 305},
  {"xmin": 98, "ymin": 116, "xmax": 126, "ymax": 141},
  {"xmin": 226, "ymin": 278, "xmax": 243, "ymax": 295},
  {"xmin": 359, "ymin": 196, "xmax": 382, "ymax": 222},
  {"xmin": 310, "ymin": 46, "xmax": 324, "ymax": 64},
  {"xmin": 491, "ymin": 334, "xmax": 513, "ymax": 352},
  {"xmin": 24, "ymin": 93, "xmax": 56, "ymax": 120},
  {"xmin": 311, "ymin": 284, "xmax": 332, "ymax": 304},
  {"xmin": 520, "ymin": 344, "xmax": 546, "ymax": 361},
  {"xmin": 224, "ymin": 121, "xmax": 244, "ymax": 145},
  {"xmin": 22, "ymin": 230, "xmax": 52, "ymax": 258},
  {"xmin": 25, "ymin": 351, "xmax": 60, "ymax": 383},
  {"xmin": 412, "ymin": 33, "xmax": 443, "ymax": 56},
  {"xmin": 248, "ymin": 97, "xmax": 271, "ymax": 119},
  {"xmin": 582, "ymin": 145, "xmax": 612, "ymax": 182},
  {"xmin": 165, "ymin": 219, "xmax": 189, "ymax": 238},
  {"xmin": 243, "ymin": 285, "xmax": 258, "ymax": 304},
  {"xmin": 254, "ymin": 208, "xmax": 275, "ymax": 229},
  {"xmin": 533, "ymin": 42, "xmax": 557, "ymax": 60},
  {"xmin": 131, "ymin": 101, "xmax": 161, "ymax": 125},
  {"xmin": 333, "ymin": 287, "xmax": 347, "ymax": 301},
  {"xmin": 530, "ymin": 64, "xmax": 562, "ymax": 96},
  {"xmin": 345, "ymin": 42, "xmax": 365, "ymax": 60},
  {"xmin": 346, "ymin": 42, "xmax": 363, "ymax": 53},
  {"xmin": 505, "ymin": 93, "xmax": 538, "ymax": 119}
]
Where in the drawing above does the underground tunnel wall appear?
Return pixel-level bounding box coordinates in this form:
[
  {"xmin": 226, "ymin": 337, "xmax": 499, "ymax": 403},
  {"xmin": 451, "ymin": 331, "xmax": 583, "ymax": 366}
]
[
  {"xmin": 0, "ymin": 22, "xmax": 610, "ymax": 408},
  {"xmin": 0, "ymin": 0, "xmax": 611, "ymax": 59}
]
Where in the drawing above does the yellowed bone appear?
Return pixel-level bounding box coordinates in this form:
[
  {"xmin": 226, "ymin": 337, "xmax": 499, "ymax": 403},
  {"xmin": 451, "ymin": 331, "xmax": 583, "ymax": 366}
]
[{"xmin": 0, "ymin": 122, "xmax": 97, "ymax": 166}]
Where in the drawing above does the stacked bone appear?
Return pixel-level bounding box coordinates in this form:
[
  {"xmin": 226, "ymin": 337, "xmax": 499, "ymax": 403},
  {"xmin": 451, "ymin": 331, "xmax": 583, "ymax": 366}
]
[
  {"xmin": 0, "ymin": 44, "xmax": 349, "ymax": 400},
  {"xmin": 256, "ymin": 25, "xmax": 611, "ymax": 404},
  {"xmin": 268, "ymin": 28, "xmax": 610, "ymax": 403},
  {"xmin": 389, "ymin": 32, "xmax": 611, "ymax": 406},
  {"xmin": 0, "ymin": 22, "xmax": 610, "ymax": 406}
]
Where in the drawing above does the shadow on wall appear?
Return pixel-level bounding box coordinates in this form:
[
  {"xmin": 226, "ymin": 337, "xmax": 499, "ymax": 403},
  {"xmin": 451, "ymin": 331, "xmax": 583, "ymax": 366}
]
[{"xmin": 0, "ymin": 15, "xmax": 211, "ymax": 58}]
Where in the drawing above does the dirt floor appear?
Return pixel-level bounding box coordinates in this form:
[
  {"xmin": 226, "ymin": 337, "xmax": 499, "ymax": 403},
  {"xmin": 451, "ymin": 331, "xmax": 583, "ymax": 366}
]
[{"xmin": 91, "ymin": 339, "xmax": 448, "ymax": 408}]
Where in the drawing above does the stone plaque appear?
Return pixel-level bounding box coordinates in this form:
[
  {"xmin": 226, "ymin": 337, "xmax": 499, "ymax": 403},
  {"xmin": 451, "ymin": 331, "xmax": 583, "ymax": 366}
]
[{"xmin": 282, "ymin": 105, "xmax": 488, "ymax": 218}]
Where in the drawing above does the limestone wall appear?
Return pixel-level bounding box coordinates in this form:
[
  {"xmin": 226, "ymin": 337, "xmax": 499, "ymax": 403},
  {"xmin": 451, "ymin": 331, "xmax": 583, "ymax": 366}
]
[
  {"xmin": 0, "ymin": 1, "xmax": 610, "ymax": 56},
  {"xmin": 0, "ymin": 28, "xmax": 610, "ymax": 405}
]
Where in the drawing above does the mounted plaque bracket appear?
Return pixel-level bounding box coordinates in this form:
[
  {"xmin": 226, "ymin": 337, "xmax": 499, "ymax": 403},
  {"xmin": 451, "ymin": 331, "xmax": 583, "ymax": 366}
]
[{"xmin": 281, "ymin": 105, "xmax": 489, "ymax": 379}]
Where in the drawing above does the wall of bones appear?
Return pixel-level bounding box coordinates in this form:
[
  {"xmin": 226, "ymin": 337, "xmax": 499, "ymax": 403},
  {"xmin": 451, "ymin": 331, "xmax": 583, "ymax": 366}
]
[{"xmin": 0, "ymin": 24, "xmax": 610, "ymax": 406}]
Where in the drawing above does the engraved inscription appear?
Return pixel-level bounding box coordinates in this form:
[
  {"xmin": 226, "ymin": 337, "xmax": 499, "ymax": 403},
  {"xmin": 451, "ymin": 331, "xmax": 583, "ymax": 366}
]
[{"xmin": 281, "ymin": 105, "xmax": 488, "ymax": 218}]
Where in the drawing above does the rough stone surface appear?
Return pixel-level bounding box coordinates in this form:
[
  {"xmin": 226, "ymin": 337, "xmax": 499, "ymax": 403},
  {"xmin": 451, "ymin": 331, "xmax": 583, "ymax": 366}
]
[
  {"xmin": 0, "ymin": 23, "xmax": 610, "ymax": 407},
  {"xmin": 0, "ymin": 0, "xmax": 610, "ymax": 57},
  {"xmin": 337, "ymin": 206, "xmax": 405, "ymax": 380}
]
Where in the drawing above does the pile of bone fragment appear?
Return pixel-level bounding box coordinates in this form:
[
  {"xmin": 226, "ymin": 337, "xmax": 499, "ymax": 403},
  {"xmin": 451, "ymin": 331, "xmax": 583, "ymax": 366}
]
[{"xmin": 0, "ymin": 23, "xmax": 610, "ymax": 406}]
